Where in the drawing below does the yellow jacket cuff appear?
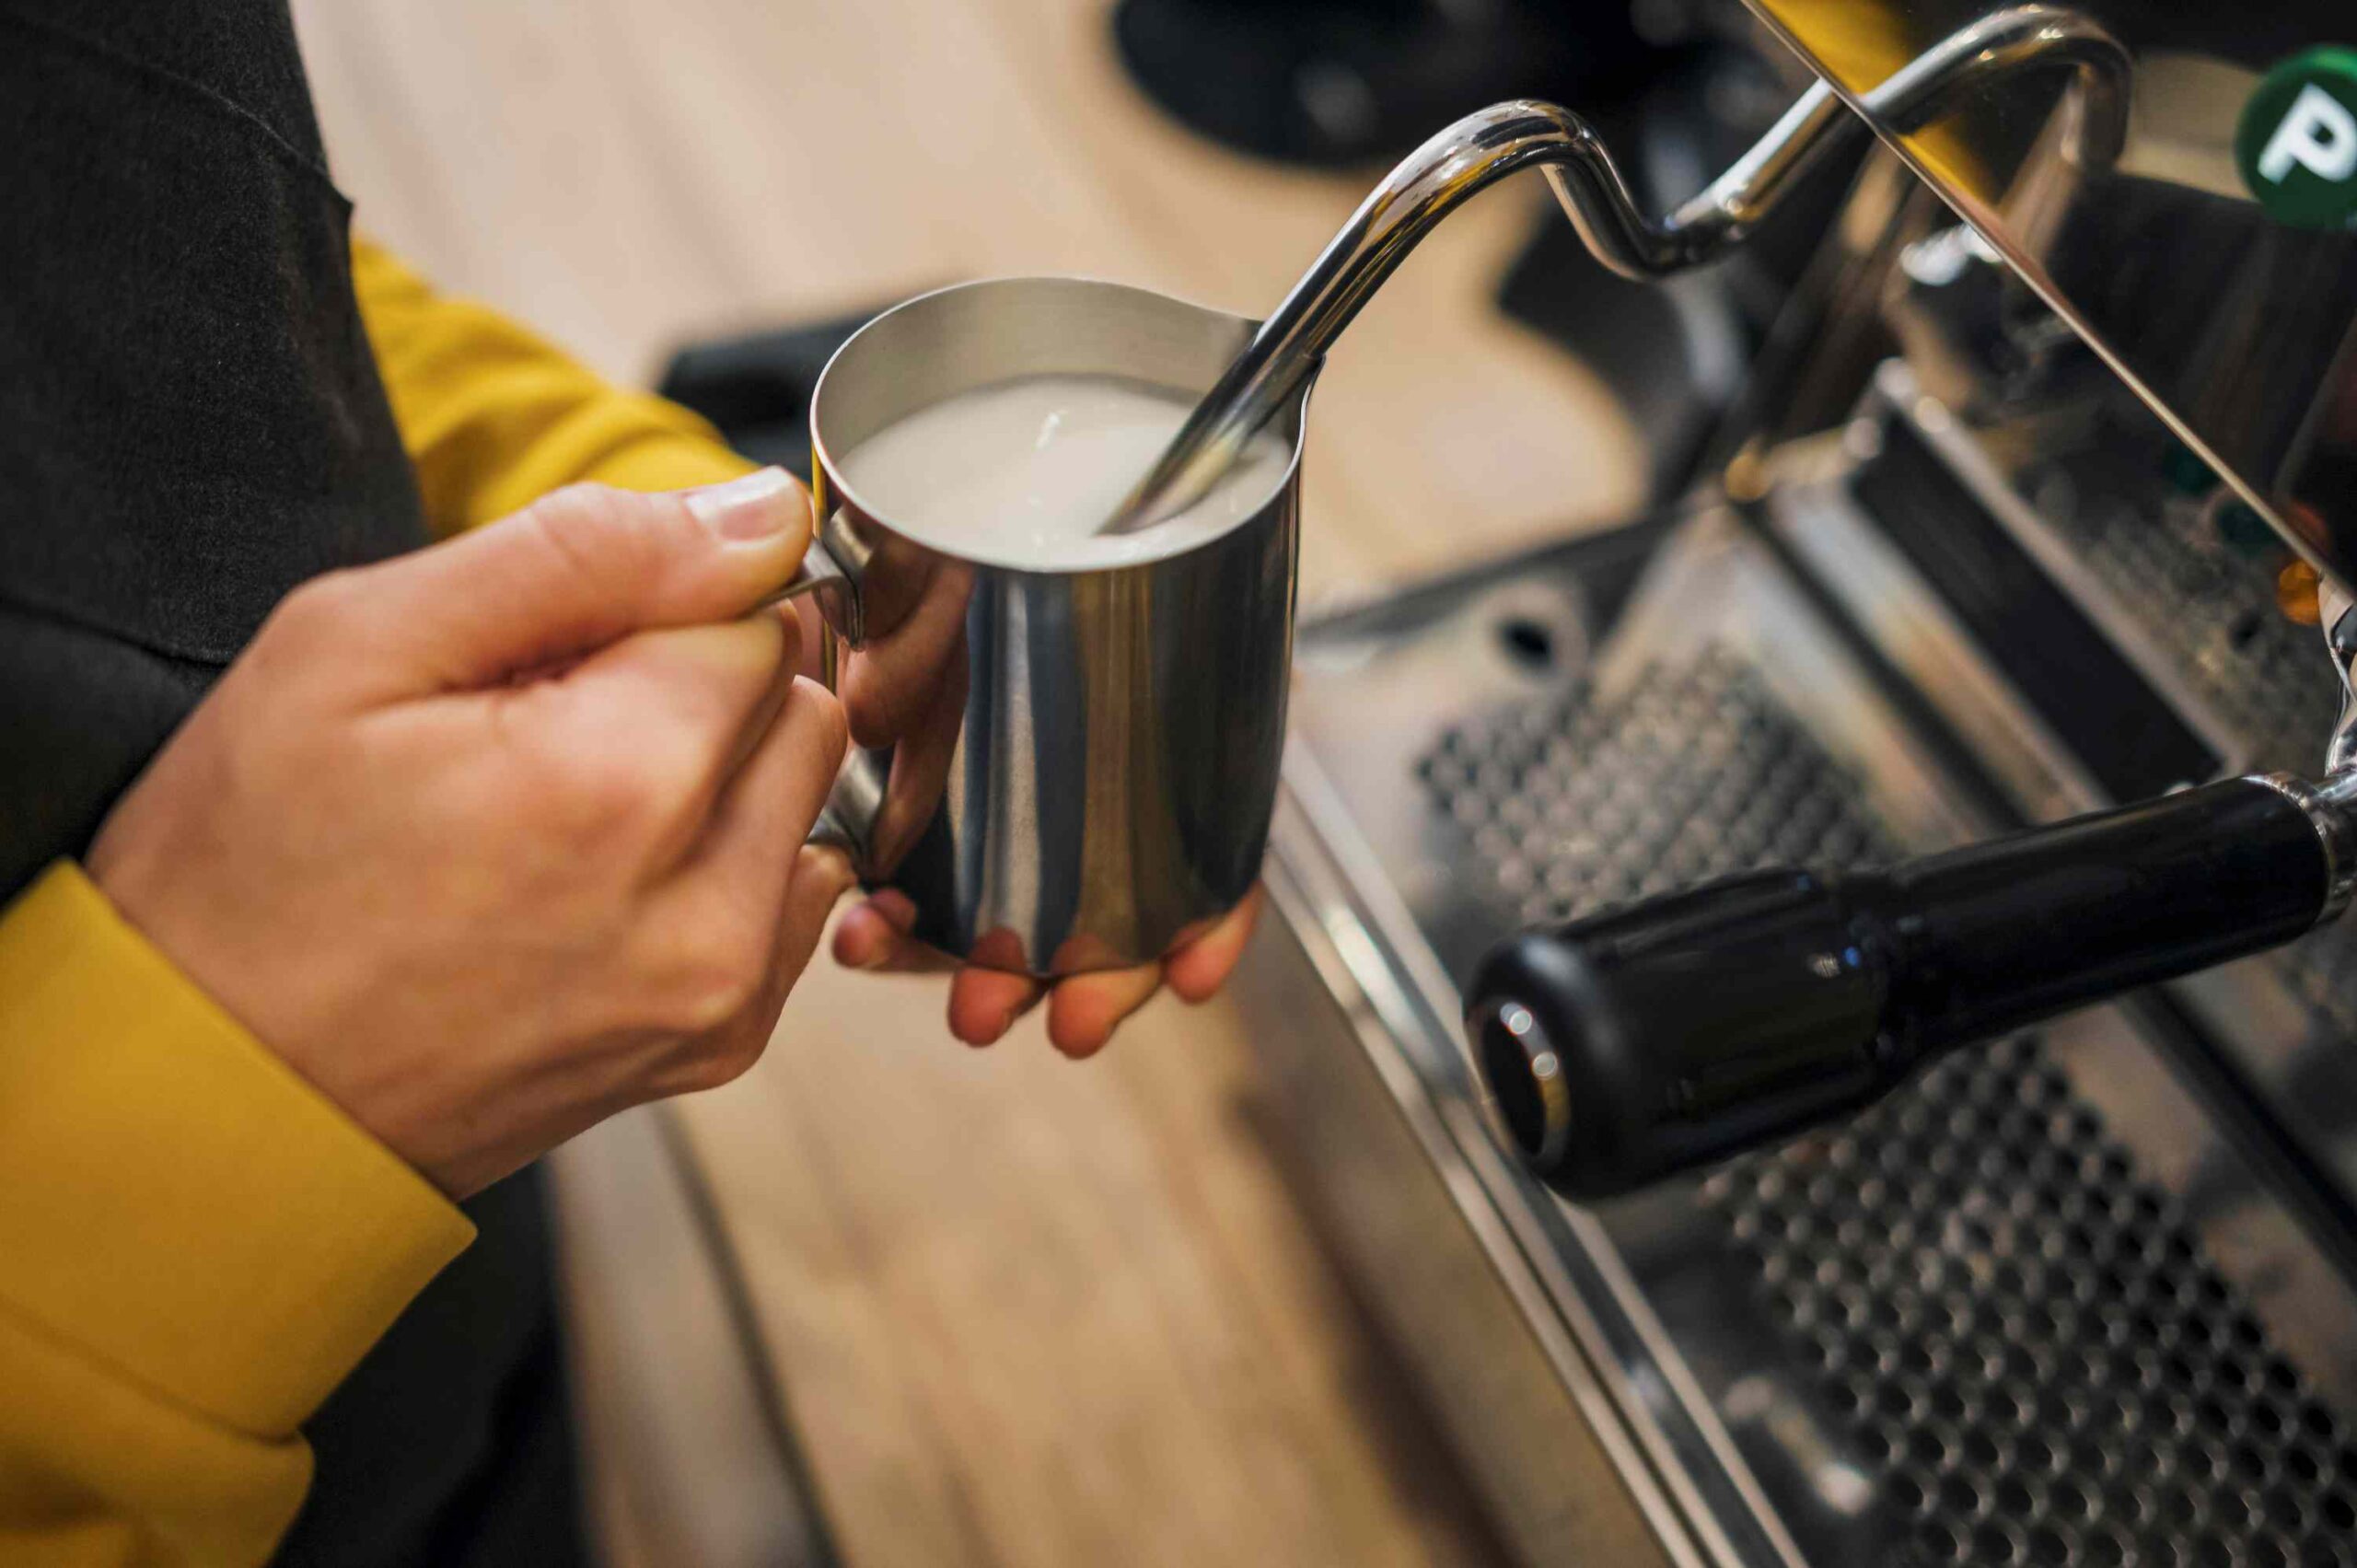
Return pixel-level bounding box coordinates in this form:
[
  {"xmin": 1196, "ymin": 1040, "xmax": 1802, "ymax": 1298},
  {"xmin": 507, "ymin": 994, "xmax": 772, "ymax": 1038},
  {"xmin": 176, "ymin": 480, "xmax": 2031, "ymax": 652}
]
[{"xmin": 0, "ymin": 864, "xmax": 475, "ymax": 1438}]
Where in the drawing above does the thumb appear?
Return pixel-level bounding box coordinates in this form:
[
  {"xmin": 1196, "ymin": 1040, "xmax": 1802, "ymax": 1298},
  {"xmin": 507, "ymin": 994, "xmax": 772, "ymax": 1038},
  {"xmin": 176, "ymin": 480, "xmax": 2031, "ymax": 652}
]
[{"xmin": 345, "ymin": 468, "xmax": 812, "ymax": 695}]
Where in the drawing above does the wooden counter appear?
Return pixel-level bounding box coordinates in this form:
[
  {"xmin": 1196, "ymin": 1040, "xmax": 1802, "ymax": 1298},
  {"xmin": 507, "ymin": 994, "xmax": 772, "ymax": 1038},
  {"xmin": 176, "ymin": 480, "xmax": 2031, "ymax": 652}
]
[{"xmin": 294, "ymin": 1, "xmax": 1647, "ymax": 1561}]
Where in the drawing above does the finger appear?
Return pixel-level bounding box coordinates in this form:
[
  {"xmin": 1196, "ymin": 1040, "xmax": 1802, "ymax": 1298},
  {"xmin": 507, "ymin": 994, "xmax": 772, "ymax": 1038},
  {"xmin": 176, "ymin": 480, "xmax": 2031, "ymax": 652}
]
[
  {"xmin": 642, "ymin": 844, "xmax": 857, "ymax": 1104},
  {"xmin": 839, "ymin": 561, "xmax": 973, "ymax": 749},
  {"xmin": 784, "ymin": 596, "xmax": 831, "ymax": 682},
  {"xmin": 772, "ymin": 845, "xmax": 860, "ymax": 1003},
  {"xmin": 949, "ymin": 966, "xmax": 1045, "ymax": 1049},
  {"xmin": 332, "ymin": 468, "xmax": 815, "ymax": 699},
  {"xmin": 509, "ymin": 613, "xmax": 798, "ymax": 861},
  {"xmin": 629, "ymin": 678, "xmax": 847, "ymax": 1028},
  {"xmin": 832, "ymin": 891, "xmax": 958, "ymax": 974},
  {"xmin": 866, "ymin": 642, "xmax": 968, "ymax": 872},
  {"xmin": 833, "ymin": 900, "xmax": 1048, "ymax": 1049},
  {"xmin": 1163, "ymin": 887, "xmax": 1264, "ymax": 1004},
  {"xmin": 708, "ymin": 843, "xmax": 862, "ymax": 1061},
  {"xmin": 642, "ymin": 675, "xmax": 848, "ymax": 946},
  {"xmin": 689, "ymin": 674, "xmax": 850, "ymax": 872},
  {"xmin": 1046, "ymin": 964, "xmax": 1164, "ymax": 1060}
]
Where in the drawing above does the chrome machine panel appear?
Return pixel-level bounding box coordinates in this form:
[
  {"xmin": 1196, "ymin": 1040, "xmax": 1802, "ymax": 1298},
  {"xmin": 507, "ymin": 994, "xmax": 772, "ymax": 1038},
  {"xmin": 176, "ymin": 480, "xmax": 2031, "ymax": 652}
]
[
  {"xmin": 1746, "ymin": 1, "xmax": 2357, "ymax": 593},
  {"xmin": 1253, "ymin": 498, "xmax": 2357, "ymax": 1566}
]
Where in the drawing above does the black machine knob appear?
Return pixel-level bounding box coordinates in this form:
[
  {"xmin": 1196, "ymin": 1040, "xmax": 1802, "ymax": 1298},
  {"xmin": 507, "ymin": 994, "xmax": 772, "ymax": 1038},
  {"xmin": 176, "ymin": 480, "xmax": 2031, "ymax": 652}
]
[{"xmin": 1469, "ymin": 776, "xmax": 2344, "ymax": 1201}]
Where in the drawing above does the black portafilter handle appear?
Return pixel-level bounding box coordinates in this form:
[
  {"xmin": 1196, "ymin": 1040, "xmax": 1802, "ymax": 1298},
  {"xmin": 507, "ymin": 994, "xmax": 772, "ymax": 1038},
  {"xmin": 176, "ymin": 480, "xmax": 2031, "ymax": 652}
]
[{"xmin": 1467, "ymin": 776, "xmax": 2352, "ymax": 1201}]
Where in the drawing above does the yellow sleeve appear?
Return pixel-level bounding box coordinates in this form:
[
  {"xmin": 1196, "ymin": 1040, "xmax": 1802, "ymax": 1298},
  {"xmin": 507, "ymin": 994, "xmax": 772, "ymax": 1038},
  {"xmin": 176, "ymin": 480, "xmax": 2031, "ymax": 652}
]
[
  {"xmin": 0, "ymin": 865, "xmax": 474, "ymax": 1568},
  {"xmin": 352, "ymin": 238, "xmax": 755, "ymax": 536}
]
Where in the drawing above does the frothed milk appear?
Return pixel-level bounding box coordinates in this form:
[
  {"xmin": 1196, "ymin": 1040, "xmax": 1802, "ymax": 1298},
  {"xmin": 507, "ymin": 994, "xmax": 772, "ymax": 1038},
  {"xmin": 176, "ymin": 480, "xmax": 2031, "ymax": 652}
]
[{"xmin": 836, "ymin": 374, "xmax": 1291, "ymax": 568}]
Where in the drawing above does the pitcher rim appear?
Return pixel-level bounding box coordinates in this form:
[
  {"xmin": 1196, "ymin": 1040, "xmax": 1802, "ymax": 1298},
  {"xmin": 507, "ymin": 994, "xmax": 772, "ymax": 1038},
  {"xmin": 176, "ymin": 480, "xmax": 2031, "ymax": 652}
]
[{"xmin": 808, "ymin": 273, "xmax": 1309, "ymax": 577}]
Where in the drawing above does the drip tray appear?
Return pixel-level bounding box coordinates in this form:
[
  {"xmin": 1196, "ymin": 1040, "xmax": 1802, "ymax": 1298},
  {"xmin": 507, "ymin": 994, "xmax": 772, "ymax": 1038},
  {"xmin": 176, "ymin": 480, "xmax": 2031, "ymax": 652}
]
[{"xmin": 1241, "ymin": 505, "xmax": 2357, "ymax": 1567}]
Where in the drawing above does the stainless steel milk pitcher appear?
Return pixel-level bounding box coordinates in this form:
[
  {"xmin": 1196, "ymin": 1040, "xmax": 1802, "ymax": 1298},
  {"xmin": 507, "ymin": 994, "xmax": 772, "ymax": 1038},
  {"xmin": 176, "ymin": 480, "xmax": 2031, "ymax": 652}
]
[{"xmin": 770, "ymin": 276, "xmax": 1304, "ymax": 976}]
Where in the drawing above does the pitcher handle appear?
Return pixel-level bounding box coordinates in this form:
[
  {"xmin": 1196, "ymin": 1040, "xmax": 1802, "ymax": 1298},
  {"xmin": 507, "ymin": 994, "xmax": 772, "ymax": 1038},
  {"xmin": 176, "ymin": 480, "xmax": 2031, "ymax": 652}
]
[
  {"xmin": 761, "ymin": 509, "xmax": 879, "ymax": 863},
  {"xmin": 761, "ymin": 506, "xmax": 866, "ymax": 647}
]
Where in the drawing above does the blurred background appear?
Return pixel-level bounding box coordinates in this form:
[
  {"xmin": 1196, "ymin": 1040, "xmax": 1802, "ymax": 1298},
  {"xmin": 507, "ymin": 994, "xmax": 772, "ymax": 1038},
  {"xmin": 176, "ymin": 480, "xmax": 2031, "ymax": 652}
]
[{"xmin": 281, "ymin": 3, "xmax": 1825, "ymax": 1563}]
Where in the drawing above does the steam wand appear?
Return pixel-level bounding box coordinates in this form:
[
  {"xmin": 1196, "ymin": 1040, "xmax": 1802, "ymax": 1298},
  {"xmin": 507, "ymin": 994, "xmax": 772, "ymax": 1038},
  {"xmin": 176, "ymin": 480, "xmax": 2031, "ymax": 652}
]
[{"xmin": 1099, "ymin": 4, "xmax": 2127, "ymax": 534}]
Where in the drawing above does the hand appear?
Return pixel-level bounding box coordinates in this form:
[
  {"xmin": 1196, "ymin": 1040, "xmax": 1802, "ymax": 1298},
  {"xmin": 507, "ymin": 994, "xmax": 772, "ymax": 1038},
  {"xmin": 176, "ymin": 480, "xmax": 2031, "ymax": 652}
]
[
  {"xmin": 87, "ymin": 470, "xmax": 851, "ymax": 1197},
  {"xmin": 832, "ymin": 888, "xmax": 1264, "ymax": 1058}
]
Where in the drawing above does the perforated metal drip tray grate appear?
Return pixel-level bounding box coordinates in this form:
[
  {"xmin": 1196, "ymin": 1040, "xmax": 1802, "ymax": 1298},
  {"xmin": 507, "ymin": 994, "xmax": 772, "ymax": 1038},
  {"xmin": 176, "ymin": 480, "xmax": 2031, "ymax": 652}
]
[
  {"xmin": 1417, "ymin": 649, "xmax": 1901, "ymax": 931},
  {"xmin": 1716, "ymin": 1040, "xmax": 2357, "ymax": 1568},
  {"xmin": 1271, "ymin": 507, "xmax": 2357, "ymax": 1567},
  {"xmin": 1417, "ymin": 636, "xmax": 2357, "ymax": 1566},
  {"xmin": 2032, "ymin": 452, "xmax": 2340, "ymax": 783}
]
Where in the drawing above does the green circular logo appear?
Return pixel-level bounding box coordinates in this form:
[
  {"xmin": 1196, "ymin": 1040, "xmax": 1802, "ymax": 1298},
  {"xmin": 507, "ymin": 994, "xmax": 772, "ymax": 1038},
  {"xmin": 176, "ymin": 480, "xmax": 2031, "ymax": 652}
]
[{"xmin": 2236, "ymin": 47, "xmax": 2357, "ymax": 231}]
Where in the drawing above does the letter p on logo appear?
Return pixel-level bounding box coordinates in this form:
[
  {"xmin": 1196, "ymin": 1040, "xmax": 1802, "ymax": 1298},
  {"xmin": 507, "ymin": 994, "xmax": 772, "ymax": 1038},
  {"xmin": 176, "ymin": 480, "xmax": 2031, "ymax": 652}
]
[{"xmin": 2258, "ymin": 83, "xmax": 2357, "ymax": 184}]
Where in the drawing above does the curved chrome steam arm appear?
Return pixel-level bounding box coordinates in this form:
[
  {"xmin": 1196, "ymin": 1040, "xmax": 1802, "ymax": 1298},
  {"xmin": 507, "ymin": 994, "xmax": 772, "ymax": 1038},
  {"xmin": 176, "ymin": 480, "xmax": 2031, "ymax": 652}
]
[{"xmin": 1101, "ymin": 4, "xmax": 2129, "ymax": 533}]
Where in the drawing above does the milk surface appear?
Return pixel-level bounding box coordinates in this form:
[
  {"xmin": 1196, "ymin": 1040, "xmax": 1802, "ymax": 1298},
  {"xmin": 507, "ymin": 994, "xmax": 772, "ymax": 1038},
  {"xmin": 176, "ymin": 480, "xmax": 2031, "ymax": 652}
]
[{"xmin": 836, "ymin": 374, "xmax": 1291, "ymax": 568}]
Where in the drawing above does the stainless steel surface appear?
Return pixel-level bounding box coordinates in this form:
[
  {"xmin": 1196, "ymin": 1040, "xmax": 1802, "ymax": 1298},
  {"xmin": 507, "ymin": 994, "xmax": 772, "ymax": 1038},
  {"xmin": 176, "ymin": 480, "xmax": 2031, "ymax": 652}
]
[
  {"xmin": 1254, "ymin": 506, "xmax": 2357, "ymax": 1565},
  {"xmin": 1707, "ymin": 1029, "xmax": 2357, "ymax": 1567},
  {"xmin": 792, "ymin": 277, "xmax": 1300, "ymax": 974},
  {"xmin": 765, "ymin": 510, "xmax": 864, "ymax": 647},
  {"xmin": 1237, "ymin": 813, "xmax": 1715, "ymax": 1568},
  {"xmin": 1745, "ymin": 0, "xmax": 2357, "ymax": 595},
  {"xmin": 1106, "ymin": 6, "xmax": 2128, "ymax": 532},
  {"xmin": 1420, "ymin": 647, "xmax": 1904, "ymax": 933},
  {"xmin": 1772, "ymin": 361, "xmax": 2357, "ymax": 1255}
]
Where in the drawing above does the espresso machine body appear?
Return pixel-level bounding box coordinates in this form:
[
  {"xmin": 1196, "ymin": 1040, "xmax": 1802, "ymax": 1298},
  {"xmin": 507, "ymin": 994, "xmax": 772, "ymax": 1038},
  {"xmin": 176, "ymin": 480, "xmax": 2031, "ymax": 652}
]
[{"xmin": 1237, "ymin": 6, "xmax": 2357, "ymax": 1563}]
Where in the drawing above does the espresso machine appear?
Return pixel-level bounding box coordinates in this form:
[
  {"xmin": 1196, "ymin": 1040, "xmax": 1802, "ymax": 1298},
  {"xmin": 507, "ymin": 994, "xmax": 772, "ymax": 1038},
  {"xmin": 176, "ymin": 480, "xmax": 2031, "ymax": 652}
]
[{"xmin": 1231, "ymin": 5, "xmax": 2357, "ymax": 1562}]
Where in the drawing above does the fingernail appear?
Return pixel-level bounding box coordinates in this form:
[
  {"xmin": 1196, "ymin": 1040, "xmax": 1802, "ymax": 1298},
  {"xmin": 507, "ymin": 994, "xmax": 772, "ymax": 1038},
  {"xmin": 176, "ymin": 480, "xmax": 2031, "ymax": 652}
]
[{"xmin": 686, "ymin": 467, "xmax": 801, "ymax": 544}]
